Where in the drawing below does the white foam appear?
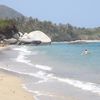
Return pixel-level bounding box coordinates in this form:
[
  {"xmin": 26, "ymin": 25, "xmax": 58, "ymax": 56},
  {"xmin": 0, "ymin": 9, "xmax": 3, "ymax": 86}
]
[
  {"xmin": 0, "ymin": 64, "xmax": 51, "ymax": 83},
  {"xmin": 67, "ymin": 40, "xmax": 100, "ymax": 43},
  {"xmin": 1, "ymin": 64, "xmax": 100, "ymax": 96},
  {"xmin": 13, "ymin": 47, "xmax": 39, "ymax": 55},
  {"xmin": 35, "ymin": 64, "xmax": 52, "ymax": 71},
  {"xmin": 14, "ymin": 47, "xmax": 52, "ymax": 71},
  {"xmin": 2, "ymin": 62, "xmax": 100, "ymax": 96},
  {"xmin": 22, "ymin": 84, "xmax": 54, "ymax": 97},
  {"xmin": 14, "ymin": 47, "xmax": 34, "ymax": 66},
  {"xmin": 16, "ymin": 52, "xmax": 52, "ymax": 71},
  {"xmin": 53, "ymin": 77, "xmax": 100, "ymax": 95},
  {"xmin": 22, "ymin": 84, "xmax": 39, "ymax": 100},
  {"xmin": 14, "ymin": 46, "xmax": 32, "ymax": 64},
  {"xmin": 34, "ymin": 71, "xmax": 54, "ymax": 84},
  {"xmin": 13, "ymin": 47, "xmax": 31, "ymax": 53}
]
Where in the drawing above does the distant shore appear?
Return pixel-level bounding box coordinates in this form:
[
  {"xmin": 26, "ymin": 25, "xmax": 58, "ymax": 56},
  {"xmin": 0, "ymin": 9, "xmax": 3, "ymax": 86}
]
[
  {"xmin": 67, "ymin": 40, "xmax": 100, "ymax": 43},
  {"xmin": 52, "ymin": 40, "xmax": 100, "ymax": 44}
]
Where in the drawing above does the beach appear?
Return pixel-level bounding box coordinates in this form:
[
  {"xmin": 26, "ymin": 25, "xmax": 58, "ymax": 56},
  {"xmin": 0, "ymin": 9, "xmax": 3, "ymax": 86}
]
[
  {"xmin": 0, "ymin": 43, "xmax": 100, "ymax": 100},
  {"xmin": 0, "ymin": 72, "xmax": 34, "ymax": 100},
  {"xmin": 0, "ymin": 45, "xmax": 35, "ymax": 100}
]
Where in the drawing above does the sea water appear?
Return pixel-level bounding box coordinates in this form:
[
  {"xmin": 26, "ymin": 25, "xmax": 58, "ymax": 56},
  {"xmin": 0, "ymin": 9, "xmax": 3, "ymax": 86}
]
[{"xmin": 0, "ymin": 42, "xmax": 100, "ymax": 100}]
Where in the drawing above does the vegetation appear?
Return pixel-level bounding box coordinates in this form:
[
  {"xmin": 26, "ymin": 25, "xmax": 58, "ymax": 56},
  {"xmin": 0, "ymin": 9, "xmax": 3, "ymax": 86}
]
[
  {"xmin": 0, "ymin": 17, "xmax": 100, "ymax": 42},
  {"xmin": 14, "ymin": 17, "xmax": 100, "ymax": 41},
  {"xmin": 0, "ymin": 19, "xmax": 18, "ymax": 40},
  {"xmin": 0, "ymin": 5, "xmax": 100, "ymax": 42}
]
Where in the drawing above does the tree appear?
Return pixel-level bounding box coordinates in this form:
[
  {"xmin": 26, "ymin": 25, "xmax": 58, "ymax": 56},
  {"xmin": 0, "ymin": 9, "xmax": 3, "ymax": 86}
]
[{"xmin": 0, "ymin": 19, "xmax": 18, "ymax": 39}]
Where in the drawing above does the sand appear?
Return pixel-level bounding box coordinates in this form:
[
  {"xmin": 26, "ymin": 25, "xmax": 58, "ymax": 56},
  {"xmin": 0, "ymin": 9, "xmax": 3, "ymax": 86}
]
[
  {"xmin": 0, "ymin": 72, "xmax": 34, "ymax": 100},
  {"xmin": 0, "ymin": 45, "xmax": 10, "ymax": 51}
]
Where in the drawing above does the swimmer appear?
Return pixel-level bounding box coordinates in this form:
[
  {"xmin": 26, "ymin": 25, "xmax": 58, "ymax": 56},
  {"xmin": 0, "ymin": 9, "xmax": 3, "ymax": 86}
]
[
  {"xmin": 81, "ymin": 49, "xmax": 89, "ymax": 55},
  {"xmin": 84, "ymin": 49, "xmax": 88, "ymax": 55}
]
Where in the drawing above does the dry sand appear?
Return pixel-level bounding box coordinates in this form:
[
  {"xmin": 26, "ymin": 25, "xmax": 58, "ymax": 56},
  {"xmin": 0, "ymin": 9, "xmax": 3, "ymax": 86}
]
[{"xmin": 0, "ymin": 72, "xmax": 34, "ymax": 100}]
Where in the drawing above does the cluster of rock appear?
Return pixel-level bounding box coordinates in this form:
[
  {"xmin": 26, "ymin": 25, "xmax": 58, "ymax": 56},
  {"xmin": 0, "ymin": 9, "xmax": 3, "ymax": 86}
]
[{"xmin": 4, "ymin": 31, "xmax": 51, "ymax": 45}]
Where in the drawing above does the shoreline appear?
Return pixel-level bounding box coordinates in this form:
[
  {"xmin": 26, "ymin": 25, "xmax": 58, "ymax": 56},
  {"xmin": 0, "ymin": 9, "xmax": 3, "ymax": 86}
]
[
  {"xmin": 0, "ymin": 71, "xmax": 34, "ymax": 100},
  {"xmin": 52, "ymin": 40, "xmax": 100, "ymax": 44},
  {"xmin": 67, "ymin": 40, "xmax": 100, "ymax": 43},
  {"xmin": 0, "ymin": 45, "xmax": 35, "ymax": 100},
  {"xmin": 0, "ymin": 41, "xmax": 100, "ymax": 100}
]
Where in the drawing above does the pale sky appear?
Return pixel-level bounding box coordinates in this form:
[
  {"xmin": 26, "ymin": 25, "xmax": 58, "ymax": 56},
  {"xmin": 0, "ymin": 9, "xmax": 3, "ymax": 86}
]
[{"xmin": 0, "ymin": 0, "xmax": 100, "ymax": 28}]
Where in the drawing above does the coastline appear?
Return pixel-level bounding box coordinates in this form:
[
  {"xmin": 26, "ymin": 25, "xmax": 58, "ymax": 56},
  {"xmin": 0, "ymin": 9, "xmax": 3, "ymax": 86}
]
[
  {"xmin": 67, "ymin": 40, "xmax": 100, "ymax": 43},
  {"xmin": 0, "ymin": 71, "xmax": 34, "ymax": 100},
  {"xmin": 0, "ymin": 42, "xmax": 100, "ymax": 100},
  {"xmin": 51, "ymin": 40, "xmax": 100, "ymax": 44}
]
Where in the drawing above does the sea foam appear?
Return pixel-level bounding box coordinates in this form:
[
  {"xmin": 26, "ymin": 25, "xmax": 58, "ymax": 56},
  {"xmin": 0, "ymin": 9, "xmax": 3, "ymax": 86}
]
[
  {"xmin": 53, "ymin": 76, "xmax": 100, "ymax": 95},
  {"xmin": 0, "ymin": 64, "xmax": 100, "ymax": 96},
  {"xmin": 14, "ymin": 47, "xmax": 52, "ymax": 71}
]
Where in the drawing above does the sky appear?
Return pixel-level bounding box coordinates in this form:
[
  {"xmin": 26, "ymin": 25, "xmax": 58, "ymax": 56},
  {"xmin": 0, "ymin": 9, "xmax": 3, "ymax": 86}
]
[{"xmin": 0, "ymin": 0, "xmax": 100, "ymax": 28}]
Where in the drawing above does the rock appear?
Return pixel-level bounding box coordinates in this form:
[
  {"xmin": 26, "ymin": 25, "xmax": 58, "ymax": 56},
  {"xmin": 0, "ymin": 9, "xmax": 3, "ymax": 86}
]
[
  {"xmin": 4, "ymin": 38, "xmax": 18, "ymax": 44},
  {"xmin": 19, "ymin": 31, "xmax": 51, "ymax": 45}
]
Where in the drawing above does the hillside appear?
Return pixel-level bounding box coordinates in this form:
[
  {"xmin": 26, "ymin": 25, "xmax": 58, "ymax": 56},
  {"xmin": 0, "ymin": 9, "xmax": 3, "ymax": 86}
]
[
  {"xmin": 0, "ymin": 5, "xmax": 100, "ymax": 42},
  {"xmin": 15, "ymin": 17, "xmax": 100, "ymax": 41},
  {"xmin": 0, "ymin": 5, "xmax": 24, "ymax": 19}
]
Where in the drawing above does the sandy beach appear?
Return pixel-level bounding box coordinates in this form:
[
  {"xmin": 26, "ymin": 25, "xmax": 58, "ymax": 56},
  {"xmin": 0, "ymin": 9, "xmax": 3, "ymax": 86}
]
[
  {"xmin": 0, "ymin": 72, "xmax": 34, "ymax": 100},
  {"xmin": 0, "ymin": 45, "xmax": 34, "ymax": 100},
  {"xmin": 0, "ymin": 43, "xmax": 100, "ymax": 100}
]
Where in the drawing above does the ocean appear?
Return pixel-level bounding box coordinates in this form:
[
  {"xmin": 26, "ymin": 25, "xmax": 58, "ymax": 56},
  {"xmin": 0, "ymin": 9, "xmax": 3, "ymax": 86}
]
[{"xmin": 0, "ymin": 42, "xmax": 100, "ymax": 100}]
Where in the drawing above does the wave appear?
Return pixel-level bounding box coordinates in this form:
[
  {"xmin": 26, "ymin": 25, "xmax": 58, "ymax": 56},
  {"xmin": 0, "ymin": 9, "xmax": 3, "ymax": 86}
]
[
  {"xmin": 22, "ymin": 84, "xmax": 57, "ymax": 98},
  {"xmin": 9, "ymin": 46, "xmax": 100, "ymax": 96},
  {"xmin": 13, "ymin": 46, "xmax": 52, "ymax": 71},
  {"xmin": 35, "ymin": 64, "xmax": 52, "ymax": 71},
  {"xmin": 15, "ymin": 53, "xmax": 52, "ymax": 71},
  {"xmin": 0, "ymin": 65, "xmax": 52, "ymax": 83},
  {"xmin": 0, "ymin": 64, "xmax": 100, "ymax": 96},
  {"xmin": 13, "ymin": 46, "xmax": 32, "ymax": 53},
  {"xmin": 16, "ymin": 51, "xmax": 32, "ymax": 64},
  {"xmin": 53, "ymin": 76, "xmax": 100, "ymax": 95},
  {"xmin": 22, "ymin": 85, "xmax": 40, "ymax": 100}
]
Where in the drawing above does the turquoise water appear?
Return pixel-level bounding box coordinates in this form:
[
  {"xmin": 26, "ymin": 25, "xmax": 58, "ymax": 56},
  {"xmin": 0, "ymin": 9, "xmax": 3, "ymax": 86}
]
[
  {"xmin": 28, "ymin": 42, "xmax": 100, "ymax": 82},
  {"xmin": 0, "ymin": 42, "xmax": 100, "ymax": 100}
]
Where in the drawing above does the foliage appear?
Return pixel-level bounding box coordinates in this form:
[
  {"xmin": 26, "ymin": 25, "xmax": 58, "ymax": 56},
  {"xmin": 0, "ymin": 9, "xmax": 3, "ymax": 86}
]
[
  {"xmin": 0, "ymin": 19, "xmax": 18, "ymax": 39},
  {"xmin": 14, "ymin": 16, "xmax": 100, "ymax": 41},
  {"xmin": 1, "ymin": 17, "xmax": 100, "ymax": 42}
]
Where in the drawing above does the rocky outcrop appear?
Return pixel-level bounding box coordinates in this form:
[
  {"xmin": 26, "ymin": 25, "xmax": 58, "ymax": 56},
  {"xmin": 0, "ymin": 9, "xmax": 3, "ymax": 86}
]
[
  {"xmin": 19, "ymin": 31, "xmax": 51, "ymax": 45},
  {"xmin": 4, "ymin": 38, "xmax": 18, "ymax": 44}
]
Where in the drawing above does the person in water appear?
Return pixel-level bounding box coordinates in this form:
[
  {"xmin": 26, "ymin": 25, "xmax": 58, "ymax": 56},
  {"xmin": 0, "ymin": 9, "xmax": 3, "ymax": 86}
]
[
  {"xmin": 81, "ymin": 49, "xmax": 89, "ymax": 55},
  {"xmin": 84, "ymin": 49, "xmax": 88, "ymax": 55}
]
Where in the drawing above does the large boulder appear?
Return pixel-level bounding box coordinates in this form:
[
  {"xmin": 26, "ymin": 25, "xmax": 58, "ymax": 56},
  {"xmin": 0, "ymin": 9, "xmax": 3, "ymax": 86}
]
[
  {"xmin": 28, "ymin": 31, "xmax": 51, "ymax": 43},
  {"xmin": 19, "ymin": 31, "xmax": 51, "ymax": 44}
]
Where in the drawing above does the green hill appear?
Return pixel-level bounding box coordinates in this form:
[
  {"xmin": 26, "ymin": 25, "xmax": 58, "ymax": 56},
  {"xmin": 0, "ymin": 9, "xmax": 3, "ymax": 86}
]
[{"xmin": 0, "ymin": 5, "xmax": 100, "ymax": 42}]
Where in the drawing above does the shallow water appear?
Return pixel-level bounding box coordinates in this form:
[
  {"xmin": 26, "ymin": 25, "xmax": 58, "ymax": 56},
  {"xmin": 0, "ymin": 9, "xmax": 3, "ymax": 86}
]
[{"xmin": 0, "ymin": 43, "xmax": 100, "ymax": 100}]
